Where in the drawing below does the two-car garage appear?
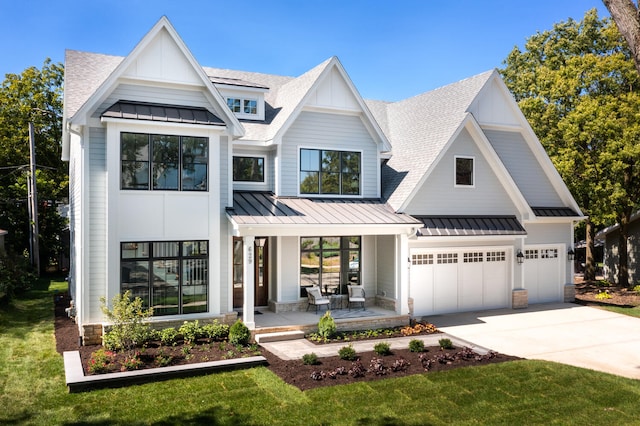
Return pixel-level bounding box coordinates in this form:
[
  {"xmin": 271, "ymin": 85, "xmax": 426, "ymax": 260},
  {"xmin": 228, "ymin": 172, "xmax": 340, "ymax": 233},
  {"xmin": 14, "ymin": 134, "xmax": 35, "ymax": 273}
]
[{"xmin": 409, "ymin": 244, "xmax": 564, "ymax": 316}]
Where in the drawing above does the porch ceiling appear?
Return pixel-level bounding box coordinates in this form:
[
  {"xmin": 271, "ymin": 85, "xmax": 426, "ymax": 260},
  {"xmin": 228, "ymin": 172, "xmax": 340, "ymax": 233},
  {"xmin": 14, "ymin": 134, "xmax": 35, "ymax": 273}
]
[{"xmin": 227, "ymin": 191, "xmax": 421, "ymax": 234}]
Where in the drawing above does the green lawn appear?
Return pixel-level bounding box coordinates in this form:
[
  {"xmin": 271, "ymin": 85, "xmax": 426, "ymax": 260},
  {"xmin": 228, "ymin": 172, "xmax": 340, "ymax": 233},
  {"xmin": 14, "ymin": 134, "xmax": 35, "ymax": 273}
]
[
  {"xmin": 2, "ymin": 277, "xmax": 640, "ymax": 425},
  {"xmin": 601, "ymin": 305, "xmax": 640, "ymax": 319}
]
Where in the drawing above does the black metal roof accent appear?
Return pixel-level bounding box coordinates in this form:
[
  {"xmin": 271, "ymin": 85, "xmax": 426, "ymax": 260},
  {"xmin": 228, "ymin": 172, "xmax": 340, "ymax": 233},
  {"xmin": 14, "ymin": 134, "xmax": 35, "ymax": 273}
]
[
  {"xmin": 227, "ymin": 191, "xmax": 421, "ymax": 226},
  {"xmin": 101, "ymin": 101, "xmax": 225, "ymax": 125},
  {"xmin": 414, "ymin": 215, "xmax": 527, "ymax": 237},
  {"xmin": 209, "ymin": 76, "xmax": 269, "ymax": 90},
  {"xmin": 532, "ymin": 207, "xmax": 579, "ymax": 217}
]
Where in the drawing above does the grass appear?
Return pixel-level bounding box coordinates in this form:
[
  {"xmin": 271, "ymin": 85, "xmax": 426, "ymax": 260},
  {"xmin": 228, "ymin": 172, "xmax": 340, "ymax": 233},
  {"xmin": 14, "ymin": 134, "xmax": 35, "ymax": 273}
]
[
  {"xmin": 600, "ymin": 305, "xmax": 640, "ymax": 318},
  {"xmin": 2, "ymin": 277, "xmax": 640, "ymax": 425}
]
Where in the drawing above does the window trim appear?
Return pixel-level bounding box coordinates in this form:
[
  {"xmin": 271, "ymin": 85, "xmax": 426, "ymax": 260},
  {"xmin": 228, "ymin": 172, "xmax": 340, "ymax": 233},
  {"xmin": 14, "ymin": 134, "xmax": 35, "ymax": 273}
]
[
  {"xmin": 232, "ymin": 155, "xmax": 266, "ymax": 184},
  {"xmin": 298, "ymin": 147, "xmax": 362, "ymax": 197},
  {"xmin": 226, "ymin": 96, "xmax": 259, "ymax": 119},
  {"xmin": 454, "ymin": 155, "xmax": 475, "ymax": 188}
]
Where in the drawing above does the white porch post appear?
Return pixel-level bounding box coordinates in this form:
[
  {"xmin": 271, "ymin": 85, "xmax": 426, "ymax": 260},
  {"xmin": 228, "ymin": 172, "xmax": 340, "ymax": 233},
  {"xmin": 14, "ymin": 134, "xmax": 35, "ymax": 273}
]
[
  {"xmin": 397, "ymin": 233, "xmax": 410, "ymax": 315},
  {"xmin": 242, "ymin": 236, "xmax": 256, "ymax": 329}
]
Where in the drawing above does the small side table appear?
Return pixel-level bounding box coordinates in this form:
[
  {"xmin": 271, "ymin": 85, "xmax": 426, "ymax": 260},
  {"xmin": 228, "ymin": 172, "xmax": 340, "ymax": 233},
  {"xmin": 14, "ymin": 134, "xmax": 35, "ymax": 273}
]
[{"xmin": 329, "ymin": 294, "xmax": 346, "ymax": 310}]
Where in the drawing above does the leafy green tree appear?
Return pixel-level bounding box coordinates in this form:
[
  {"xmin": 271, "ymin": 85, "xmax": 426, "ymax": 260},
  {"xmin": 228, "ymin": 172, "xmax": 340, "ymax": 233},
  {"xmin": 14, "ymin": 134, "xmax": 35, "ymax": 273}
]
[
  {"xmin": 0, "ymin": 59, "xmax": 67, "ymax": 270},
  {"xmin": 500, "ymin": 9, "xmax": 640, "ymax": 285}
]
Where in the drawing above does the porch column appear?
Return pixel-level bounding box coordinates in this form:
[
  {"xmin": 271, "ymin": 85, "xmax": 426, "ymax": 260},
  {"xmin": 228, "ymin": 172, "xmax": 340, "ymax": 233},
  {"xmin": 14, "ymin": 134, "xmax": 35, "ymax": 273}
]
[
  {"xmin": 397, "ymin": 233, "xmax": 410, "ymax": 315},
  {"xmin": 242, "ymin": 236, "xmax": 256, "ymax": 329}
]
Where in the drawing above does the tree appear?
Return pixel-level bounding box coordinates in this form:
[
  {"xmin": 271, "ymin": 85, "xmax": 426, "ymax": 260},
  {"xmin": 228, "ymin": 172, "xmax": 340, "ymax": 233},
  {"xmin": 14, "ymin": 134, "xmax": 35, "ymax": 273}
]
[
  {"xmin": 500, "ymin": 9, "xmax": 640, "ymax": 286},
  {"xmin": 0, "ymin": 59, "xmax": 67, "ymax": 270},
  {"xmin": 603, "ymin": 0, "xmax": 640, "ymax": 73}
]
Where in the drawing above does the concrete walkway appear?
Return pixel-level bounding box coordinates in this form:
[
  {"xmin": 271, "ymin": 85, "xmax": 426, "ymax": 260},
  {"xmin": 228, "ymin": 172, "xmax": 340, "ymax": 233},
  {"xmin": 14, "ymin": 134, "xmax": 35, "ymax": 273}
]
[{"xmin": 432, "ymin": 303, "xmax": 640, "ymax": 380}]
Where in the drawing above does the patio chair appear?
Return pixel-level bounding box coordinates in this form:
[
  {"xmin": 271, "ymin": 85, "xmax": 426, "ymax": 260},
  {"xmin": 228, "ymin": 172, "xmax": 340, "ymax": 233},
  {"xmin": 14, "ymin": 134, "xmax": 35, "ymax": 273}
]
[
  {"xmin": 306, "ymin": 285, "xmax": 330, "ymax": 313},
  {"xmin": 347, "ymin": 285, "xmax": 366, "ymax": 311}
]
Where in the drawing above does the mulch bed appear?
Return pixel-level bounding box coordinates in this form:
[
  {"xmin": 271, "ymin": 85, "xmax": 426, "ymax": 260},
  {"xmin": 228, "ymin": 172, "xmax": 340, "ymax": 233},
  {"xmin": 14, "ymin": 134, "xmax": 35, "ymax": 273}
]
[
  {"xmin": 574, "ymin": 278, "xmax": 640, "ymax": 308},
  {"xmin": 54, "ymin": 294, "xmax": 519, "ymax": 391}
]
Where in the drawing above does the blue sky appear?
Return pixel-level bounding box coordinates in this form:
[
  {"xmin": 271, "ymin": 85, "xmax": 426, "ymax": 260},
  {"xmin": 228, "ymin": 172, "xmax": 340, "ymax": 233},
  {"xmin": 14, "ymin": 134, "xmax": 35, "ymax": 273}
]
[{"xmin": 1, "ymin": 0, "xmax": 609, "ymax": 101}]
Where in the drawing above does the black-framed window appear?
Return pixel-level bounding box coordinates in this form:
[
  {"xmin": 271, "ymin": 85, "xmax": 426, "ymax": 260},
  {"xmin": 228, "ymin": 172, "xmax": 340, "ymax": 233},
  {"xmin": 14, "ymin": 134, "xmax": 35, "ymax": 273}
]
[
  {"xmin": 120, "ymin": 240, "xmax": 208, "ymax": 316},
  {"xmin": 121, "ymin": 132, "xmax": 208, "ymax": 191},
  {"xmin": 299, "ymin": 236, "xmax": 360, "ymax": 297},
  {"xmin": 300, "ymin": 149, "xmax": 360, "ymax": 195},
  {"xmin": 233, "ymin": 156, "xmax": 264, "ymax": 182},
  {"xmin": 455, "ymin": 156, "xmax": 474, "ymax": 186}
]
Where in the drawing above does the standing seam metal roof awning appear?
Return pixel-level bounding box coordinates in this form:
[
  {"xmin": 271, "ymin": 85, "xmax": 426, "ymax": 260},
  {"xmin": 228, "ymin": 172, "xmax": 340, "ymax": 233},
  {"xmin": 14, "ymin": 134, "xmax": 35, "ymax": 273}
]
[
  {"xmin": 532, "ymin": 207, "xmax": 579, "ymax": 217},
  {"xmin": 415, "ymin": 216, "xmax": 527, "ymax": 237},
  {"xmin": 227, "ymin": 192, "xmax": 422, "ymax": 229},
  {"xmin": 101, "ymin": 100, "xmax": 225, "ymax": 126}
]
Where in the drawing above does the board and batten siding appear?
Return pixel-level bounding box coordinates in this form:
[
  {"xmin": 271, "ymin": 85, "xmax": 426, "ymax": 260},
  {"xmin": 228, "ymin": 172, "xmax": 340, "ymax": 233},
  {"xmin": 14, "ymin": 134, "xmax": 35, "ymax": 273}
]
[
  {"xmin": 376, "ymin": 235, "xmax": 396, "ymax": 299},
  {"xmin": 405, "ymin": 128, "xmax": 519, "ymax": 216},
  {"xmin": 280, "ymin": 111, "xmax": 379, "ymax": 197},
  {"xmin": 218, "ymin": 136, "xmax": 230, "ymax": 313},
  {"xmin": 87, "ymin": 127, "xmax": 107, "ymax": 322},
  {"xmin": 484, "ymin": 130, "xmax": 563, "ymax": 207},
  {"xmin": 279, "ymin": 236, "xmax": 301, "ymax": 301}
]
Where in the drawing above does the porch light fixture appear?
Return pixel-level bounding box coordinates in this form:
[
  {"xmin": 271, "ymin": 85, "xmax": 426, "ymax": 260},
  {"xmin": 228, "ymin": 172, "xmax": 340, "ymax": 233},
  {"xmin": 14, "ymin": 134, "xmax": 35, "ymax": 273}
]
[
  {"xmin": 255, "ymin": 237, "xmax": 267, "ymax": 248},
  {"xmin": 567, "ymin": 248, "xmax": 575, "ymax": 261},
  {"xmin": 516, "ymin": 250, "xmax": 524, "ymax": 265}
]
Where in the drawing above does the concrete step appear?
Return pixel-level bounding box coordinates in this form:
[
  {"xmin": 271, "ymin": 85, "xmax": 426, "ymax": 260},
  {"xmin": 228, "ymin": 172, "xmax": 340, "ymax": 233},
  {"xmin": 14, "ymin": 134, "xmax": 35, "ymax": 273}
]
[{"xmin": 254, "ymin": 330, "xmax": 305, "ymax": 344}]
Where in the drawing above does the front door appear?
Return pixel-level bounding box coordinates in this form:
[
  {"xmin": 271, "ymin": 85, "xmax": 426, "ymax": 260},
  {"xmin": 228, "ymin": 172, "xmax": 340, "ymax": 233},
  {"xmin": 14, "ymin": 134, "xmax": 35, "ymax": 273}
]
[{"xmin": 232, "ymin": 237, "xmax": 269, "ymax": 309}]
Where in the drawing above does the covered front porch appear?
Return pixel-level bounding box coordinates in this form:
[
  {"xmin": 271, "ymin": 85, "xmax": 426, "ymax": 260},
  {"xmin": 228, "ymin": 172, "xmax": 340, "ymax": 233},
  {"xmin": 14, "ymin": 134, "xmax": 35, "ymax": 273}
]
[{"xmin": 226, "ymin": 192, "xmax": 422, "ymax": 329}]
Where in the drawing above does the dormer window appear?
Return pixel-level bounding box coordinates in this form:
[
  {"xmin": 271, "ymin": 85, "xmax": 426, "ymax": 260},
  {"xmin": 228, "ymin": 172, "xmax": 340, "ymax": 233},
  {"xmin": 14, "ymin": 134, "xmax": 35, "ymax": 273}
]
[{"xmin": 226, "ymin": 97, "xmax": 258, "ymax": 118}]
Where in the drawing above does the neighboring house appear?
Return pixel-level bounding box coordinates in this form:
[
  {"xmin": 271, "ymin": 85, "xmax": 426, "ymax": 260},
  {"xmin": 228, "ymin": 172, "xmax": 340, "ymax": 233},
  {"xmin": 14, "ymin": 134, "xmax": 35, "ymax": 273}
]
[
  {"xmin": 597, "ymin": 211, "xmax": 640, "ymax": 285},
  {"xmin": 62, "ymin": 17, "xmax": 584, "ymax": 344}
]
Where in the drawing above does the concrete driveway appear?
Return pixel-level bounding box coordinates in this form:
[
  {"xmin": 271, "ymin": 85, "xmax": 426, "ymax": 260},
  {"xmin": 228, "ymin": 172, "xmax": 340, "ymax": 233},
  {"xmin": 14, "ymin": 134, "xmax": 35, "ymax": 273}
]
[{"xmin": 431, "ymin": 303, "xmax": 640, "ymax": 380}]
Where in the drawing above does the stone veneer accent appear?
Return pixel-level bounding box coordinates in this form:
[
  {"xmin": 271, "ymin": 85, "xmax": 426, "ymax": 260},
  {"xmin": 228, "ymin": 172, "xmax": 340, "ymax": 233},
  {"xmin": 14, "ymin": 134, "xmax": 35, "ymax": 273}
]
[
  {"xmin": 81, "ymin": 324, "xmax": 103, "ymax": 346},
  {"xmin": 375, "ymin": 295, "xmax": 398, "ymax": 312},
  {"xmin": 512, "ymin": 289, "xmax": 528, "ymax": 309},
  {"xmin": 564, "ymin": 284, "xmax": 576, "ymax": 302}
]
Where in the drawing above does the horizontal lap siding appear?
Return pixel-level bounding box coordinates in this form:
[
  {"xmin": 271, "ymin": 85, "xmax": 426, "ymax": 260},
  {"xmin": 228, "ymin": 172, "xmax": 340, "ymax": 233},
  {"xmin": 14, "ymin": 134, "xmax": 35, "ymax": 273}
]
[
  {"xmin": 406, "ymin": 128, "xmax": 518, "ymax": 216},
  {"xmin": 281, "ymin": 112, "xmax": 379, "ymax": 197},
  {"xmin": 88, "ymin": 127, "xmax": 106, "ymax": 322},
  {"xmin": 231, "ymin": 148, "xmax": 272, "ymax": 192},
  {"xmin": 484, "ymin": 129, "xmax": 563, "ymax": 207}
]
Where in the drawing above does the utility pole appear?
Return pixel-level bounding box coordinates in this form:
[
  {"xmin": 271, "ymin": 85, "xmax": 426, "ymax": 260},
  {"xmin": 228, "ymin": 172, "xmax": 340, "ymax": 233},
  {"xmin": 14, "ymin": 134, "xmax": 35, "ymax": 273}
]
[{"xmin": 28, "ymin": 122, "xmax": 40, "ymax": 275}]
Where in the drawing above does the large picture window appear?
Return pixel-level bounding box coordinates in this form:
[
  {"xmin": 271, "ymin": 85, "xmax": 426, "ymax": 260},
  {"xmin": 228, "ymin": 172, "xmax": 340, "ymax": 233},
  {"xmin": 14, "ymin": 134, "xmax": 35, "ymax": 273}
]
[
  {"xmin": 300, "ymin": 149, "xmax": 360, "ymax": 195},
  {"xmin": 121, "ymin": 132, "xmax": 208, "ymax": 191},
  {"xmin": 120, "ymin": 240, "xmax": 208, "ymax": 316},
  {"xmin": 299, "ymin": 236, "xmax": 360, "ymax": 297}
]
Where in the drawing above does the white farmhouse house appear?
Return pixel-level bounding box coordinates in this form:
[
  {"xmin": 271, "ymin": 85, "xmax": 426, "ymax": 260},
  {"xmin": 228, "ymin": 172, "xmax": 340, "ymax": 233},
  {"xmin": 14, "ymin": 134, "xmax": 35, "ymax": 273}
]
[{"xmin": 62, "ymin": 17, "xmax": 583, "ymax": 344}]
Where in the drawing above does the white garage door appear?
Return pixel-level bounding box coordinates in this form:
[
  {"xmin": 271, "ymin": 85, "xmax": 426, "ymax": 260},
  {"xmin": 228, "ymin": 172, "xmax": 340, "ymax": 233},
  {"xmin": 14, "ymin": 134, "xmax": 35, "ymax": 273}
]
[
  {"xmin": 524, "ymin": 246, "xmax": 563, "ymax": 303},
  {"xmin": 410, "ymin": 248, "xmax": 510, "ymax": 316}
]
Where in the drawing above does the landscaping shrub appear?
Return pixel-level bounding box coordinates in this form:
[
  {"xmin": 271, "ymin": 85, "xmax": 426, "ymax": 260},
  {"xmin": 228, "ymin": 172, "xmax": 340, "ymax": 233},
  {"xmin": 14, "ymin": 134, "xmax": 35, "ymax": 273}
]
[
  {"xmin": 100, "ymin": 290, "xmax": 153, "ymax": 352},
  {"xmin": 633, "ymin": 284, "xmax": 640, "ymax": 293},
  {"xmin": 229, "ymin": 319, "xmax": 251, "ymax": 346},
  {"xmin": 408, "ymin": 339, "xmax": 425, "ymax": 353},
  {"xmin": 202, "ymin": 320, "xmax": 230, "ymax": 341},
  {"xmin": 159, "ymin": 327, "xmax": 179, "ymax": 346},
  {"xmin": 373, "ymin": 342, "xmax": 391, "ymax": 356},
  {"xmin": 0, "ymin": 253, "xmax": 37, "ymax": 301},
  {"xmin": 179, "ymin": 320, "xmax": 203, "ymax": 344},
  {"xmin": 318, "ymin": 311, "xmax": 337, "ymax": 339},
  {"xmin": 595, "ymin": 291, "xmax": 612, "ymax": 300},
  {"xmin": 438, "ymin": 338, "xmax": 454, "ymax": 350},
  {"xmin": 338, "ymin": 344, "xmax": 357, "ymax": 361},
  {"xmin": 88, "ymin": 348, "xmax": 115, "ymax": 374},
  {"xmin": 302, "ymin": 353, "xmax": 319, "ymax": 365}
]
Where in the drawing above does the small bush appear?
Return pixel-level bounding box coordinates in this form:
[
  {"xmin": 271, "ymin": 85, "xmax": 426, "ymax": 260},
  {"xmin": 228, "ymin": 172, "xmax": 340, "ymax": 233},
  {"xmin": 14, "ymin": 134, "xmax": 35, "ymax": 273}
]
[
  {"xmin": 202, "ymin": 320, "xmax": 230, "ymax": 341},
  {"xmin": 439, "ymin": 338, "xmax": 454, "ymax": 350},
  {"xmin": 229, "ymin": 320, "xmax": 251, "ymax": 346},
  {"xmin": 634, "ymin": 285, "xmax": 640, "ymax": 293},
  {"xmin": 88, "ymin": 348, "xmax": 115, "ymax": 374},
  {"xmin": 408, "ymin": 339, "xmax": 425, "ymax": 353},
  {"xmin": 155, "ymin": 350, "xmax": 173, "ymax": 367},
  {"xmin": 338, "ymin": 344, "xmax": 357, "ymax": 361},
  {"xmin": 179, "ymin": 320, "xmax": 203, "ymax": 344},
  {"xmin": 302, "ymin": 353, "xmax": 319, "ymax": 365},
  {"xmin": 374, "ymin": 342, "xmax": 392, "ymax": 356},
  {"xmin": 318, "ymin": 311, "xmax": 337, "ymax": 339},
  {"xmin": 100, "ymin": 290, "xmax": 153, "ymax": 352},
  {"xmin": 121, "ymin": 352, "xmax": 144, "ymax": 371},
  {"xmin": 159, "ymin": 327, "xmax": 179, "ymax": 346}
]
